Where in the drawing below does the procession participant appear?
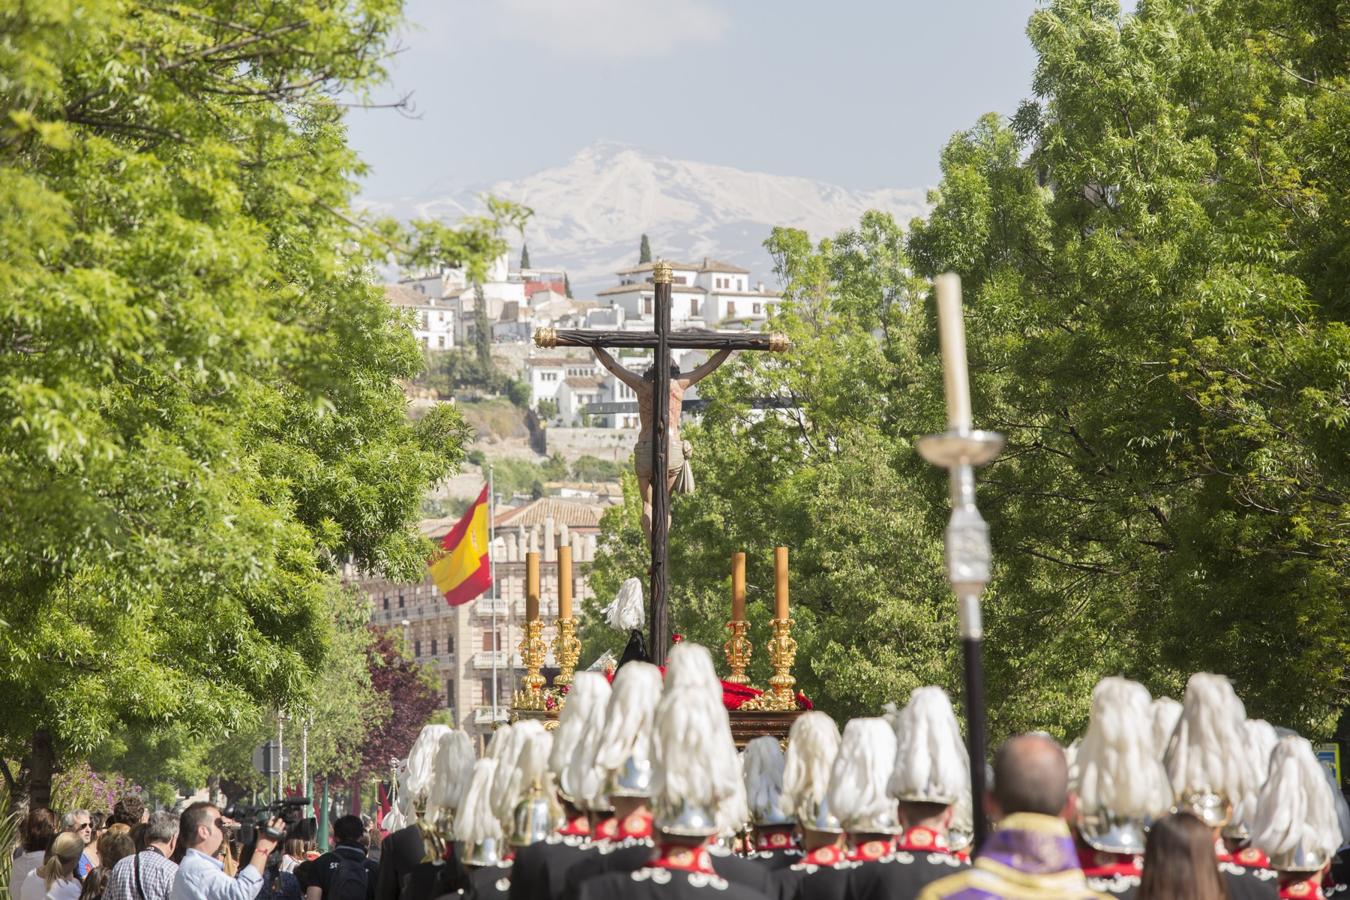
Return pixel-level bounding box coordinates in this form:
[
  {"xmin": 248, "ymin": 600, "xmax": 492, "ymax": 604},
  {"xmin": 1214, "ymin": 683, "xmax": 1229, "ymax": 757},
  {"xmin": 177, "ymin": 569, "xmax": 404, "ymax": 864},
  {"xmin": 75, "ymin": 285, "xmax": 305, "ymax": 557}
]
[
  {"xmin": 796, "ymin": 718, "xmax": 899, "ymax": 900},
  {"xmin": 1069, "ymin": 678, "xmax": 1173, "ymax": 899},
  {"xmin": 510, "ymin": 673, "xmax": 610, "ymax": 900},
  {"xmin": 1164, "ymin": 673, "xmax": 1277, "ymax": 900},
  {"xmin": 1227, "ymin": 719, "xmax": 1280, "ymax": 869},
  {"xmin": 742, "ymin": 738, "xmax": 801, "ymax": 871},
  {"xmin": 557, "ymin": 663, "xmax": 664, "ymax": 900},
  {"xmin": 769, "ymin": 713, "xmax": 844, "ymax": 900},
  {"xmin": 455, "ymin": 759, "xmax": 512, "ymax": 900},
  {"xmin": 1250, "ymin": 736, "xmax": 1346, "ymax": 900},
  {"xmin": 574, "ymin": 642, "xmax": 769, "ymax": 900},
  {"xmin": 374, "ymin": 726, "xmax": 469, "ymax": 900},
  {"xmin": 917, "ymin": 734, "xmax": 1102, "ymax": 900},
  {"xmin": 489, "ymin": 721, "xmax": 556, "ymax": 858},
  {"xmin": 848, "ymin": 687, "xmax": 971, "ymax": 900}
]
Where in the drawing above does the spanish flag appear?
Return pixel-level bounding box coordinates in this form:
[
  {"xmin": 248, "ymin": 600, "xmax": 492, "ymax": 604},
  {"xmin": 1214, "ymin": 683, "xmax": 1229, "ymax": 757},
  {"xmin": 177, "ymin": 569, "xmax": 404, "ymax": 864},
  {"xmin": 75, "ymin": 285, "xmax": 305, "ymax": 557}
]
[{"xmin": 429, "ymin": 485, "xmax": 493, "ymax": 606}]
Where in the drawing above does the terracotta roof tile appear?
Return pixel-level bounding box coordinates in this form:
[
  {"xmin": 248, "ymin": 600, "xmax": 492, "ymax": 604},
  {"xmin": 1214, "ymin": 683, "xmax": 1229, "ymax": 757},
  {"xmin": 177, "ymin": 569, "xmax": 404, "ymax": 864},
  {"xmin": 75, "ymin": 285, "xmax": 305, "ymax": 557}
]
[{"xmin": 493, "ymin": 497, "xmax": 606, "ymax": 530}]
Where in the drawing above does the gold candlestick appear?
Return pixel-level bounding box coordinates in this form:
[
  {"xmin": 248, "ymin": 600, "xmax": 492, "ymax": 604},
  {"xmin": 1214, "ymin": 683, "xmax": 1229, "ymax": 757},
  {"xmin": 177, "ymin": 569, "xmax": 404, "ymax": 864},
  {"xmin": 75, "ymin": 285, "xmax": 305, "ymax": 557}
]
[
  {"xmin": 764, "ymin": 617, "xmax": 798, "ymax": 708},
  {"xmin": 723, "ymin": 619, "xmax": 753, "ymax": 685},
  {"xmin": 743, "ymin": 617, "xmax": 798, "ymax": 711},
  {"xmin": 514, "ymin": 619, "xmax": 547, "ymax": 710},
  {"xmin": 553, "ymin": 617, "xmax": 581, "ymax": 687}
]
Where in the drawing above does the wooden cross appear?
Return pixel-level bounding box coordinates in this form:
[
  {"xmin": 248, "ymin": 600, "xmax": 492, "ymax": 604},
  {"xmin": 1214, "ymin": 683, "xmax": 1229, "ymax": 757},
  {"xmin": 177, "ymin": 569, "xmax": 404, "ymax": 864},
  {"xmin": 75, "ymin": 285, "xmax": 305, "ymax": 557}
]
[{"xmin": 534, "ymin": 260, "xmax": 789, "ymax": 665}]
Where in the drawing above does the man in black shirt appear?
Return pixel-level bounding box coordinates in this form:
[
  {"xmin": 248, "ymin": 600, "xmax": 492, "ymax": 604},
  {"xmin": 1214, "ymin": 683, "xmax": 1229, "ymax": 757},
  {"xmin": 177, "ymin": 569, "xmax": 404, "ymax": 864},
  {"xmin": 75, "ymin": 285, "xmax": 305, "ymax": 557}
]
[{"xmin": 302, "ymin": 816, "xmax": 379, "ymax": 900}]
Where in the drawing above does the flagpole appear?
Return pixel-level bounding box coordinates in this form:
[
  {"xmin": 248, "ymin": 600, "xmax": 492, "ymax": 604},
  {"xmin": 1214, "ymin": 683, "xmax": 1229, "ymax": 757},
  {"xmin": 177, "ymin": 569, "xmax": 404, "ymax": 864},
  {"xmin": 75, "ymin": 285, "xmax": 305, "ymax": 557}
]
[{"xmin": 488, "ymin": 465, "xmax": 499, "ymax": 724}]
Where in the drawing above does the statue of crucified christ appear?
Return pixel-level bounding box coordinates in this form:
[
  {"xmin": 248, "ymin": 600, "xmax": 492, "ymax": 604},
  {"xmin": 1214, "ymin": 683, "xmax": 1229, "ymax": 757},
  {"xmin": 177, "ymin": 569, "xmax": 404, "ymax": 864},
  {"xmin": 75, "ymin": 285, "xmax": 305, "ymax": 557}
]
[{"xmin": 592, "ymin": 347, "xmax": 735, "ymax": 544}]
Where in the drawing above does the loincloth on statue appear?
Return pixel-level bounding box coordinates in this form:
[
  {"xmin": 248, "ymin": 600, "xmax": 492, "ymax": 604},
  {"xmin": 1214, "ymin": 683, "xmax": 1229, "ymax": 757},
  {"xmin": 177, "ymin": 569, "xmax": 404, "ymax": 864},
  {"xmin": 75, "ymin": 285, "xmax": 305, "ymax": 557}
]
[{"xmin": 634, "ymin": 438, "xmax": 695, "ymax": 493}]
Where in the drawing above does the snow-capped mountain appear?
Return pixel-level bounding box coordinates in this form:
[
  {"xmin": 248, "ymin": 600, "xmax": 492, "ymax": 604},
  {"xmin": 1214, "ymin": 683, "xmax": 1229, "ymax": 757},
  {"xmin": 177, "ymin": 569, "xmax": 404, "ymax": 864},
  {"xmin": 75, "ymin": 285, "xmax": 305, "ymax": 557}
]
[{"xmin": 362, "ymin": 140, "xmax": 930, "ymax": 297}]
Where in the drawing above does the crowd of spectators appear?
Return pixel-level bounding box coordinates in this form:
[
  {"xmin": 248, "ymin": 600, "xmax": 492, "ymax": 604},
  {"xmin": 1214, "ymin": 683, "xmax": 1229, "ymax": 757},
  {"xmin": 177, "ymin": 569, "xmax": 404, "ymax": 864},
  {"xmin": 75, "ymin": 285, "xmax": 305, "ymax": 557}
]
[{"xmin": 9, "ymin": 799, "xmax": 378, "ymax": 900}]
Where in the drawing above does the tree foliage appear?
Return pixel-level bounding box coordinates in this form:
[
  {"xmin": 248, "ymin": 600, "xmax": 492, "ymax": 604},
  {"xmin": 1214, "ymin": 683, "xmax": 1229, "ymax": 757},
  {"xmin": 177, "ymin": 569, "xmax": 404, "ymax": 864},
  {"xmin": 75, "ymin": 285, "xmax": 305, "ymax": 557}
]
[
  {"xmin": 589, "ymin": 0, "xmax": 1348, "ymax": 739},
  {"xmin": 639, "ymin": 234, "xmax": 652, "ymax": 264},
  {"xmin": 0, "ymin": 0, "xmax": 502, "ymax": 804}
]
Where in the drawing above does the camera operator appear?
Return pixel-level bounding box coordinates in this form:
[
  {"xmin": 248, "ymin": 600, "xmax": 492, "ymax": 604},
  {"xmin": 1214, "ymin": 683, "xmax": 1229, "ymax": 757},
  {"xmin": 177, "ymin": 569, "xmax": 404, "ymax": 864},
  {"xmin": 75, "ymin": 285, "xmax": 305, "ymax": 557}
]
[
  {"xmin": 300, "ymin": 817, "xmax": 376, "ymax": 900},
  {"xmin": 168, "ymin": 803, "xmax": 285, "ymax": 900}
]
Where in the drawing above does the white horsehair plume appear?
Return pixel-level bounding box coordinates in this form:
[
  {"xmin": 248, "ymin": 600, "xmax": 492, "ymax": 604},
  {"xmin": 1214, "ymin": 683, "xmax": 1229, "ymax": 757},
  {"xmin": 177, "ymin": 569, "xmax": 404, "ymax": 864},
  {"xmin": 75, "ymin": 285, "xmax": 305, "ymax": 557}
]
[
  {"xmin": 827, "ymin": 718, "xmax": 899, "ymax": 833},
  {"xmin": 562, "ymin": 671, "xmax": 614, "ymax": 809},
  {"xmin": 551, "ymin": 671, "xmax": 612, "ymax": 792},
  {"xmin": 1065, "ymin": 738, "xmax": 1082, "ymax": 790},
  {"xmin": 1251, "ymin": 735, "xmax": 1345, "ymax": 866},
  {"xmin": 457, "ymin": 759, "xmax": 504, "ymax": 849},
  {"xmin": 720, "ymin": 766, "xmax": 752, "ymax": 835},
  {"xmin": 1164, "ymin": 673, "xmax": 1251, "ymax": 805},
  {"xmin": 744, "ymin": 737, "xmax": 788, "ymax": 824},
  {"xmin": 651, "ymin": 642, "xmax": 741, "ymax": 828},
  {"xmin": 404, "ymin": 724, "xmax": 452, "ymax": 803},
  {"xmin": 593, "ymin": 661, "xmax": 664, "ymax": 777},
  {"xmin": 889, "ymin": 686, "xmax": 969, "ymax": 805},
  {"xmin": 783, "ymin": 712, "xmax": 841, "ymax": 826},
  {"xmin": 604, "ymin": 578, "xmax": 645, "ymax": 631},
  {"xmin": 491, "ymin": 720, "xmax": 548, "ymax": 825},
  {"xmin": 1150, "ymin": 697, "xmax": 1182, "ymax": 759},
  {"xmin": 486, "ymin": 723, "xmax": 514, "ymax": 762},
  {"xmin": 1075, "ymin": 677, "xmax": 1173, "ymax": 819},
  {"xmin": 1234, "ymin": 719, "xmax": 1280, "ymax": 831},
  {"xmin": 427, "ymin": 729, "xmax": 477, "ymax": 822}
]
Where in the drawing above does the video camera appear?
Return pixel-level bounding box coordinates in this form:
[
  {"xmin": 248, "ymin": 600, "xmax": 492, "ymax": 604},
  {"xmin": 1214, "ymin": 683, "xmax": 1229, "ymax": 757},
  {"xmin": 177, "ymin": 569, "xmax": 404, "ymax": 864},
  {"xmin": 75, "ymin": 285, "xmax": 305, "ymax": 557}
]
[{"xmin": 223, "ymin": 797, "xmax": 312, "ymax": 846}]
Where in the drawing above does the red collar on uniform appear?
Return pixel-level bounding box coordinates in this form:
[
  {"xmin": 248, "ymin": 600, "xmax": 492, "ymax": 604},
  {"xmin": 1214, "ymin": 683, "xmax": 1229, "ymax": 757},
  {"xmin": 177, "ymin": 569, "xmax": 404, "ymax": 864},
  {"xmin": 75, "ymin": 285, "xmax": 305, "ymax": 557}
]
[
  {"xmin": 649, "ymin": 844, "xmax": 715, "ymax": 875},
  {"xmin": 618, "ymin": 811, "xmax": 653, "ymax": 842},
  {"xmin": 896, "ymin": 827, "xmax": 950, "ymax": 854},
  {"xmin": 755, "ymin": 830, "xmax": 798, "ymax": 852},
  {"xmin": 1234, "ymin": 847, "xmax": 1271, "ymax": 869},
  {"xmin": 1279, "ymin": 875, "xmax": 1325, "ymax": 900},
  {"xmin": 1076, "ymin": 846, "xmax": 1141, "ymax": 877},
  {"xmin": 802, "ymin": 845, "xmax": 846, "ymax": 867},
  {"xmin": 558, "ymin": 815, "xmax": 590, "ymax": 837},
  {"xmin": 594, "ymin": 817, "xmax": 619, "ymax": 843},
  {"xmin": 848, "ymin": 838, "xmax": 893, "ymax": 862}
]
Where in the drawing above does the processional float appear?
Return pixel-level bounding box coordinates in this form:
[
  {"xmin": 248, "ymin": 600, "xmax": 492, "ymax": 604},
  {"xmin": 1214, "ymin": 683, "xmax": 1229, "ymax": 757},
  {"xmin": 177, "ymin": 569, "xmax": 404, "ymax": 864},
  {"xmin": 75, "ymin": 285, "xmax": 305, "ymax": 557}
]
[{"xmin": 505, "ymin": 265, "xmax": 1001, "ymax": 846}]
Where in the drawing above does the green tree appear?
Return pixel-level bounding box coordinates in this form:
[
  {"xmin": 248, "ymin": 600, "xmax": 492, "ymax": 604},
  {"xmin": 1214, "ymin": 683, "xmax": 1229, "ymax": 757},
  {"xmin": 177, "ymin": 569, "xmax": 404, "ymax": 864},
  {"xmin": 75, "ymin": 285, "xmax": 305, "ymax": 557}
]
[
  {"xmin": 563, "ymin": 273, "xmax": 573, "ymax": 299},
  {"xmin": 520, "ymin": 243, "xmax": 531, "ymax": 270},
  {"xmin": 0, "ymin": 0, "xmax": 502, "ymax": 805},
  {"xmin": 906, "ymin": 0, "xmax": 1348, "ymax": 736},
  {"xmin": 639, "ymin": 234, "xmax": 652, "ymax": 264},
  {"xmin": 472, "ymin": 282, "xmax": 492, "ymax": 368}
]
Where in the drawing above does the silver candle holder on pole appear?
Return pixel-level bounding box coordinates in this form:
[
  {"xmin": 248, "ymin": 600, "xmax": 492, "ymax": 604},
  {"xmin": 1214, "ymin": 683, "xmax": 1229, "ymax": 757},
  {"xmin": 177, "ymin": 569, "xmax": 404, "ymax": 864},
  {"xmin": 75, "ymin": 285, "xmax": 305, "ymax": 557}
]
[{"xmin": 917, "ymin": 272, "xmax": 1003, "ymax": 851}]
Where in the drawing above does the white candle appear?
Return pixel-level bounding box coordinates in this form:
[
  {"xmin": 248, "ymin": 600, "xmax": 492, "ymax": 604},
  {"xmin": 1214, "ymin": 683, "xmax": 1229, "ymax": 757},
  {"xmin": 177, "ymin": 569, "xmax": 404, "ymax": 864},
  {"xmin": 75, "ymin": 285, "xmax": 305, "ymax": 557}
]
[{"xmin": 934, "ymin": 272, "xmax": 973, "ymax": 432}]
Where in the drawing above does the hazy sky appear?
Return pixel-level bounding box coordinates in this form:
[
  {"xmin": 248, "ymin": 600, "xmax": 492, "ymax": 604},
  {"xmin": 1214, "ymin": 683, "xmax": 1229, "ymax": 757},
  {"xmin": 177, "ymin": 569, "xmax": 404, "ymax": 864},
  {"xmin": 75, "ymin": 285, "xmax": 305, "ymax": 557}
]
[{"xmin": 347, "ymin": 1, "xmax": 1050, "ymax": 201}]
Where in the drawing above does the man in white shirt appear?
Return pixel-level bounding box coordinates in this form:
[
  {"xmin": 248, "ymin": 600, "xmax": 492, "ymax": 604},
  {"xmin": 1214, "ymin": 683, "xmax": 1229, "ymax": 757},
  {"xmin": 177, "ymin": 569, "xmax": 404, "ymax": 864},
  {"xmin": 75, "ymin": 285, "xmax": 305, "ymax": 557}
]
[
  {"xmin": 168, "ymin": 803, "xmax": 283, "ymax": 900},
  {"xmin": 105, "ymin": 812, "xmax": 180, "ymax": 900}
]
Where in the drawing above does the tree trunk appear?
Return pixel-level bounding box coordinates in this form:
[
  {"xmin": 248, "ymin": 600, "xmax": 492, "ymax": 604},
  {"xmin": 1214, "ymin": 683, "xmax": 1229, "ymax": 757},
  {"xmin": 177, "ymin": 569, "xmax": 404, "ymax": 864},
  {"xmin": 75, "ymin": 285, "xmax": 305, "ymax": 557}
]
[{"xmin": 25, "ymin": 729, "xmax": 56, "ymax": 808}]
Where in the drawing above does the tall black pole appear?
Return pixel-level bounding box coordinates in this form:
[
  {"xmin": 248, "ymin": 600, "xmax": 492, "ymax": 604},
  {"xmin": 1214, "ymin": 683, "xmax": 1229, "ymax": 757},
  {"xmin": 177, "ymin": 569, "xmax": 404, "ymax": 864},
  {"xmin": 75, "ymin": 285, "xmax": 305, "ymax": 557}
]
[
  {"xmin": 963, "ymin": 628, "xmax": 988, "ymax": 848},
  {"xmin": 649, "ymin": 262, "xmax": 673, "ymax": 666}
]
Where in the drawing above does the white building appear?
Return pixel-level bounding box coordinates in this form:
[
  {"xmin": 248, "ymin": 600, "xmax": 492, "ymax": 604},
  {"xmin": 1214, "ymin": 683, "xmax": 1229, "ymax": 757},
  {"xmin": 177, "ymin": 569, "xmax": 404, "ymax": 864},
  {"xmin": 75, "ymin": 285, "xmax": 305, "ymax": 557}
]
[
  {"xmin": 386, "ymin": 283, "xmax": 456, "ymax": 350},
  {"xmin": 557, "ymin": 375, "xmax": 605, "ymax": 425},
  {"xmin": 525, "ymin": 355, "xmax": 601, "ymax": 412},
  {"xmin": 595, "ymin": 258, "xmax": 781, "ymax": 329}
]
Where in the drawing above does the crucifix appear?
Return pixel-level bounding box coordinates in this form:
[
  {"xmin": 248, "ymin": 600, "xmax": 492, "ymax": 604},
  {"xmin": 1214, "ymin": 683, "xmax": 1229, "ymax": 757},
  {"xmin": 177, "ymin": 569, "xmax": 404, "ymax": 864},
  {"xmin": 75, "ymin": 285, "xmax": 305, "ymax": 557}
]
[{"xmin": 534, "ymin": 260, "xmax": 790, "ymax": 665}]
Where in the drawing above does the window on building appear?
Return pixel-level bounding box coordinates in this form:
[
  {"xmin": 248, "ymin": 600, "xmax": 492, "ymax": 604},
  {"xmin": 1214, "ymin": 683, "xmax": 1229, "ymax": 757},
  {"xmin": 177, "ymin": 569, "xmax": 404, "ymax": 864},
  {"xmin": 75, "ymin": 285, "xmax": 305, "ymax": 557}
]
[
  {"xmin": 382, "ymin": 596, "xmax": 389, "ymax": 610},
  {"xmin": 438, "ymin": 335, "xmax": 446, "ymax": 348},
  {"xmin": 414, "ymin": 639, "xmax": 421, "ymax": 657},
  {"xmin": 446, "ymin": 679, "xmax": 456, "ymax": 710},
  {"xmin": 738, "ymin": 280, "xmax": 745, "ymax": 291},
  {"xmin": 482, "ymin": 630, "xmax": 500, "ymax": 651},
  {"xmin": 644, "ymin": 297, "xmax": 653, "ymax": 315},
  {"xmin": 398, "ymin": 594, "xmax": 405, "ymax": 608},
  {"xmin": 753, "ymin": 303, "xmax": 762, "ymax": 315},
  {"xmin": 728, "ymin": 301, "xmax": 737, "ymax": 317},
  {"xmin": 446, "ymin": 635, "xmax": 455, "ymax": 655},
  {"xmin": 690, "ymin": 299, "xmax": 699, "ymax": 317},
  {"xmin": 431, "ymin": 638, "xmax": 438, "ymax": 656}
]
